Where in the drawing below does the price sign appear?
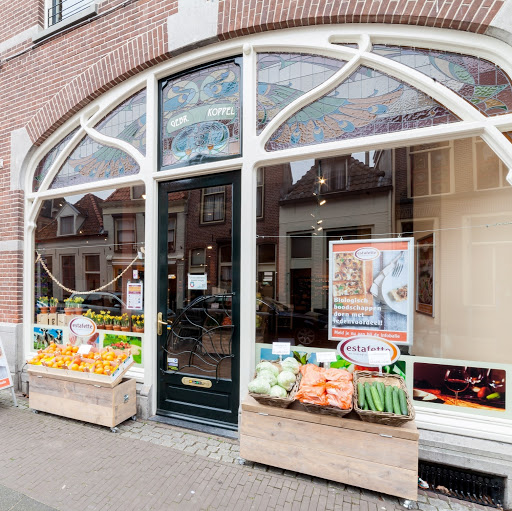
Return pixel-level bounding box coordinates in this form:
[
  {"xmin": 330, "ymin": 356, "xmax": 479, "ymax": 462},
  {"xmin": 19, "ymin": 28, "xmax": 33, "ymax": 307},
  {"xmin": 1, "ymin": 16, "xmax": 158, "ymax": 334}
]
[
  {"xmin": 368, "ymin": 350, "xmax": 392, "ymax": 366},
  {"xmin": 316, "ymin": 351, "xmax": 337, "ymax": 364},
  {"xmin": 272, "ymin": 342, "xmax": 291, "ymax": 356},
  {"xmin": 78, "ymin": 345, "xmax": 92, "ymax": 355}
]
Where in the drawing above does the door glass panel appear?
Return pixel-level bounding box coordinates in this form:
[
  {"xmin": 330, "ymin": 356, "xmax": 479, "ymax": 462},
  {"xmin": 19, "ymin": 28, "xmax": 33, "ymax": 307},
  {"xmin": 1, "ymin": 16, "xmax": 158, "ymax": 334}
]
[{"xmin": 165, "ymin": 184, "xmax": 234, "ymax": 380}]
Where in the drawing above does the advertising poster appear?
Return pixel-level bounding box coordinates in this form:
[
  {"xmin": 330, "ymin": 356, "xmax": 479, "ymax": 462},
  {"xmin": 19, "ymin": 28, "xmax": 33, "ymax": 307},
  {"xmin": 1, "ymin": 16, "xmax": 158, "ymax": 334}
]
[
  {"xmin": 413, "ymin": 362, "xmax": 505, "ymax": 411},
  {"xmin": 0, "ymin": 338, "xmax": 13, "ymax": 390},
  {"xmin": 127, "ymin": 281, "xmax": 143, "ymax": 310},
  {"xmin": 416, "ymin": 234, "xmax": 435, "ymax": 316},
  {"xmin": 328, "ymin": 238, "xmax": 414, "ymax": 345}
]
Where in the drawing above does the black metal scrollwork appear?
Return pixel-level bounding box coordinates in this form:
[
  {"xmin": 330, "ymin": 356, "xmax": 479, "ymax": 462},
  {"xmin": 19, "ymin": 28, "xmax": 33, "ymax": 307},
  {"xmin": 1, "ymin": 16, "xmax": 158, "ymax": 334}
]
[{"xmin": 162, "ymin": 294, "xmax": 234, "ymax": 381}]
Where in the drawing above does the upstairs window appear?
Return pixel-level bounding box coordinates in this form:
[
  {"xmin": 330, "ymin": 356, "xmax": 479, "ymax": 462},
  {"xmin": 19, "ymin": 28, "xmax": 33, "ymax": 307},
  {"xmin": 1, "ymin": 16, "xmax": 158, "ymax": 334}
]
[
  {"xmin": 47, "ymin": 0, "xmax": 95, "ymax": 27},
  {"xmin": 59, "ymin": 216, "xmax": 74, "ymax": 235},
  {"xmin": 201, "ymin": 186, "xmax": 225, "ymax": 223},
  {"xmin": 114, "ymin": 216, "xmax": 136, "ymax": 252}
]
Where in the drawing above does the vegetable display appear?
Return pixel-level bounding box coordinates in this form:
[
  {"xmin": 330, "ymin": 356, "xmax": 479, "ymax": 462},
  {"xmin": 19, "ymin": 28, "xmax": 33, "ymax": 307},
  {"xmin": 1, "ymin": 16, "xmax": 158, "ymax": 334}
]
[
  {"xmin": 358, "ymin": 381, "xmax": 410, "ymax": 416},
  {"xmin": 248, "ymin": 360, "xmax": 300, "ymax": 399},
  {"xmin": 295, "ymin": 364, "xmax": 353, "ymax": 409}
]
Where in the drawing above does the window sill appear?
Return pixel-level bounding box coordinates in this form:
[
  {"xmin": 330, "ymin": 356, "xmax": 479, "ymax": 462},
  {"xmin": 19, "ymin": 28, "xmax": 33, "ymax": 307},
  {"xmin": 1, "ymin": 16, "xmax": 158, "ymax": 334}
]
[
  {"xmin": 415, "ymin": 406, "xmax": 512, "ymax": 444},
  {"xmin": 34, "ymin": 3, "xmax": 99, "ymax": 43}
]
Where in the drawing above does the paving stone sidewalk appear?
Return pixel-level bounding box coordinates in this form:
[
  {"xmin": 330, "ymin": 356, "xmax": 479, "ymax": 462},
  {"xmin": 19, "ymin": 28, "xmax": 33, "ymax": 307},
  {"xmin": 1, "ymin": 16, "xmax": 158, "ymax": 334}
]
[{"xmin": 0, "ymin": 392, "xmax": 477, "ymax": 511}]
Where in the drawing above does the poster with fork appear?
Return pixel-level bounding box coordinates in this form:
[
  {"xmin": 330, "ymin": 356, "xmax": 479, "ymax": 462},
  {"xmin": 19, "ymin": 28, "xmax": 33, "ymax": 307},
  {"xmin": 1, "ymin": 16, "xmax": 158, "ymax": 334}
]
[{"xmin": 328, "ymin": 238, "xmax": 414, "ymax": 345}]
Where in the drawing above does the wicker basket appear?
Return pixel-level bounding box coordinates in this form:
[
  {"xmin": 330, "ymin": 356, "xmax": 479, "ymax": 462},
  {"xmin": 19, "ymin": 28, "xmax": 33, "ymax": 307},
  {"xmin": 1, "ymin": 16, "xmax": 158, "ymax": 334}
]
[
  {"xmin": 248, "ymin": 364, "xmax": 301, "ymax": 408},
  {"xmin": 297, "ymin": 371, "xmax": 353, "ymax": 418},
  {"xmin": 353, "ymin": 371, "xmax": 415, "ymax": 426},
  {"xmin": 300, "ymin": 399, "xmax": 352, "ymax": 417}
]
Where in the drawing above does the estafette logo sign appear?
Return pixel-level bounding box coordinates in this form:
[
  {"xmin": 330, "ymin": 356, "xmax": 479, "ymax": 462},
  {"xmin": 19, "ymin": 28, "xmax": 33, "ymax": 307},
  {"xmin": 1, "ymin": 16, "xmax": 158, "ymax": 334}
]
[
  {"xmin": 69, "ymin": 316, "xmax": 96, "ymax": 337},
  {"xmin": 354, "ymin": 247, "xmax": 380, "ymax": 261},
  {"xmin": 337, "ymin": 336, "xmax": 400, "ymax": 366}
]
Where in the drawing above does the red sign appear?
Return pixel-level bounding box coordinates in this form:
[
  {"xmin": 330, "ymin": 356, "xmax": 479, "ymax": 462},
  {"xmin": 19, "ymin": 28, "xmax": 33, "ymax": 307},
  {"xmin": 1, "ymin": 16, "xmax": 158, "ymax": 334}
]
[{"xmin": 0, "ymin": 338, "xmax": 13, "ymax": 390}]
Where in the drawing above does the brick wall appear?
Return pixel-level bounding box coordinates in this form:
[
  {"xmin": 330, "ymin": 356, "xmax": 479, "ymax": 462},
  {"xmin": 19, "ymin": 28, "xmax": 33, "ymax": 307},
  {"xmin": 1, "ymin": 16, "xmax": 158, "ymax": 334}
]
[
  {"xmin": 0, "ymin": 0, "xmax": 42, "ymax": 45},
  {"xmin": 217, "ymin": 0, "xmax": 504, "ymax": 38}
]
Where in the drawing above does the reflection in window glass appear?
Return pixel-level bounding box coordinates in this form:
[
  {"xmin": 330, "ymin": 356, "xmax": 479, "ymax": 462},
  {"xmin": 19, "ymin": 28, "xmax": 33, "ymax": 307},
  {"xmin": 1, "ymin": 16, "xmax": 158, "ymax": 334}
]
[
  {"xmin": 256, "ymin": 137, "xmax": 512, "ymax": 366},
  {"xmin": 201, "ymin": 186, "xmax": 225, "ymax": 223},
  {"xmin": 34, "ymin": 186, "xmax": 146, "ymax": 329}
]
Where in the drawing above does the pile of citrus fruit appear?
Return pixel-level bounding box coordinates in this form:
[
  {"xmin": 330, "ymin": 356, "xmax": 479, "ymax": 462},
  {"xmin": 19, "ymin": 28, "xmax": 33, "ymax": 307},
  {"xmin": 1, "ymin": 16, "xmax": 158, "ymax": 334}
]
[{"xmin": 28, "ymin": 343, "xmax": 129, "ymax": 375}]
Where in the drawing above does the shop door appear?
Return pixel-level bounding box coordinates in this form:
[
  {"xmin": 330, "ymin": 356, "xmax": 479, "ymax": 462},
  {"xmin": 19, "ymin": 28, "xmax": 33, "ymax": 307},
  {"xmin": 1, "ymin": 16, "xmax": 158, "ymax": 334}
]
[{"xmin": 157, "ymin": 172, "xmax": 240, "ymax": 428}]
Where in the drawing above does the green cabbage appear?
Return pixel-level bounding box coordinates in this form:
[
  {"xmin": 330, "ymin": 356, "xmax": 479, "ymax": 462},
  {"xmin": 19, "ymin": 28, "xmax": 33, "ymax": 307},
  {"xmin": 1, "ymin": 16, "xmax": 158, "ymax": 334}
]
[
  {"xmin": 269, "ymin": 385, "xmax": 287, "ymax": 398},
  {"xmin": 257, "ymin": 370, "xmax": 277, "ymax": 386},
  {"xmin": 277, "ymin": 370, "xmax": 297, "ymax": 391},
  {"xmin": 281, "ymin": 357, "xmax": 300, "ymax": 375},
  {"xmin": 256, "ymin": 361, "xmax": 280, "ymax": 377},
  {"xmin": 248, "ymin": 378, "xmax": 271, "ymax": 394}
]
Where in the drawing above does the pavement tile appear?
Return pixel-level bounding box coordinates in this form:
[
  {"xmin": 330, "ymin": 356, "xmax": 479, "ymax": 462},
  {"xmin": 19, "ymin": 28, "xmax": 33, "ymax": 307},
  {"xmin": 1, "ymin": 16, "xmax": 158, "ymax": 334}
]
[{"xmin": 0, "ymin": 393, "xmax": 480, "ymax": 511}]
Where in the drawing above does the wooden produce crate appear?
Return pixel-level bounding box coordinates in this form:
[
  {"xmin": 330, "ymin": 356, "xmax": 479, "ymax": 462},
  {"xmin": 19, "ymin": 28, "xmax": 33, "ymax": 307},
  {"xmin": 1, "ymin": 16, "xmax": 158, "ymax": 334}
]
[
  {"xmin": 29, "ymin": 374, "xmax": 136, "ymax": 428},
  {"xmin": 27, "ymin": 354, "xmax": 133, "ymax": 388},
  {"xmin": 240, "ymin": 395, "xmax": 419, "ymax": 501}
]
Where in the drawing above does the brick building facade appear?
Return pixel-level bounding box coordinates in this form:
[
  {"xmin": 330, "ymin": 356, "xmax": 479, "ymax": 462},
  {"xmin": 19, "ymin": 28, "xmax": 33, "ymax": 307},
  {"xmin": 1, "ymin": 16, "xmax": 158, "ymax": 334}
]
[{"xmin": 2, "ymin": 0, "xmax": 512, "ymax": 503}]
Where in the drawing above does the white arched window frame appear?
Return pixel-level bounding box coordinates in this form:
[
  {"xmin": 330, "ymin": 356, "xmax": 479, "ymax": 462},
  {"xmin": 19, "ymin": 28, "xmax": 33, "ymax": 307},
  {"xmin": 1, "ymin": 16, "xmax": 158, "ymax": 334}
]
[{"xmin": 24, "ymin": 25, "xmax": 512, "ymax": 442}]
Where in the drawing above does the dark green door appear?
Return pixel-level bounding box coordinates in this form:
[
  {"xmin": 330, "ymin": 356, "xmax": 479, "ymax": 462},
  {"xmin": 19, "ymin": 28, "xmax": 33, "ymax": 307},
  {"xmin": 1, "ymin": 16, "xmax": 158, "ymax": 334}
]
[{"xmin": 157, "ymin": 171, "xmax": 240, "ymax": 428}]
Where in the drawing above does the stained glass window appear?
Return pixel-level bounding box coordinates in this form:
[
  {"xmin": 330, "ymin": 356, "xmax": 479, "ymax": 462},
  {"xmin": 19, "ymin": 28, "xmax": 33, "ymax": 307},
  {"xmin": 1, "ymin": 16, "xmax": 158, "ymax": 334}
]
[
  {"xmin": 257, "ymin": 53, "xmax": 345, "ymax": 133},
  {"xmin": 266, "ymin": 66, "xmax": 459, "ymax": 152},
  {"xmin": 33, "ymin": 128, "xmax": 78, "ymax": 192},
  {"xmin": 161, "ymin": 61, "xmax": 241, "ymax": 169},
  {"xmin": 95, "ymin": 89, "xmax": 147, "ymax": 155},
  {"xmin": 50, "ymin": 135, "xmax": 139, "ymax": 189},
  {"xmin": 373, "ymin": 45, "xmax": 512, "ymax": 116}
]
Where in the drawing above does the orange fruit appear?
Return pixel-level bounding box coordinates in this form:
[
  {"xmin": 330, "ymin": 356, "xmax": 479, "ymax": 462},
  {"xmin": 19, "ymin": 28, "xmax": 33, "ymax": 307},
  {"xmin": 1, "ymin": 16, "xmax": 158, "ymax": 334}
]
[
  {"xmin": 72, "ymin": 346, "xmax": 78, "ymax": 353},
  {"xmin": 71, "ymin": 364, "xmax": 79, "ymax": 371}
]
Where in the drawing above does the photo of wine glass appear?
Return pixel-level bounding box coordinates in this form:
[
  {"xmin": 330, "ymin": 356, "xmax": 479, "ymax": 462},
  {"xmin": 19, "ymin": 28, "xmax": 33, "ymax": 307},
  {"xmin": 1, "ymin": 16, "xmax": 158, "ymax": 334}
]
[
  {"xmin": 487, "ymin": 369, "xmax": 505, "ymax": 392},
  {"xmin": 444, "ymin": 367, "xmax": 469, "ymax": 406},
  {"xmin": 466, "ymin": 367, "xmax": 484, "ymax": 386}
]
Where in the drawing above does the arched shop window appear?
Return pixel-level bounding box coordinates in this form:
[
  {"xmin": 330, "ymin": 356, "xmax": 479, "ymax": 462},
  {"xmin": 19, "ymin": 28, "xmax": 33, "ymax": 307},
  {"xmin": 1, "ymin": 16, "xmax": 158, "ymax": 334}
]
[
  {"xmin": 30, "ymin": 89, "xmax": 147, "ymax": 371},
  {"xmin": 26, "ymin": 30, "xmax": 512, "ymax": 422}
]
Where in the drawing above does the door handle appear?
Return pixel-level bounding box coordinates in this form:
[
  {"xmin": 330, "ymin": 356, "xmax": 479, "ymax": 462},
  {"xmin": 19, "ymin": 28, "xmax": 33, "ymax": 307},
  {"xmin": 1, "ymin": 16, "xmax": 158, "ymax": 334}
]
[{"xmin": 157, "ymin": 312, "xmax": 168, "ymax": 336}]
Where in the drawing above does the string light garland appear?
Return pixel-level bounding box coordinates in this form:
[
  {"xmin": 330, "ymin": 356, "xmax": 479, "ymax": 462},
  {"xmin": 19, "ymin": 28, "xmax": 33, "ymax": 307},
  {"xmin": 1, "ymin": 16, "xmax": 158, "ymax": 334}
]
[
  {"xmin": 35, "ymin": 247, "xmax": 144, "ymax": 295},
  {"xmin": 256, "ymin": 220, "xmax": 512, "ymax": 238}
]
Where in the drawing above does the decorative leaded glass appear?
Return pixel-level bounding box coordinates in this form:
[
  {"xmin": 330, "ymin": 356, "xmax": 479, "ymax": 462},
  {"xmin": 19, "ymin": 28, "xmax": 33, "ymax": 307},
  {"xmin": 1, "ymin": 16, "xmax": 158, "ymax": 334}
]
[
  {"xmin": 161, "ymin": 61, "xmax": 241, "ymax": 168},
  {"xmin": 95, "ymin": 89, "xmax": 147, "ymax": 155},
  {"xmin": 266, "ymin": 66, "xmax": 459, "ymax": 152},
  {"xmin": 373, "ymin": 45, "xmax": 512, "ymax": 115},
  {"xmin": 50, "ymin": 135, "xmax": 139, "ymax": 189},
  {"xmin": 257, "ymin": 53, "xmax": 345, "ymax": 133},
  {"xmin": 32, "ymin": 128, "xmax": 78, "ymax": 192}
]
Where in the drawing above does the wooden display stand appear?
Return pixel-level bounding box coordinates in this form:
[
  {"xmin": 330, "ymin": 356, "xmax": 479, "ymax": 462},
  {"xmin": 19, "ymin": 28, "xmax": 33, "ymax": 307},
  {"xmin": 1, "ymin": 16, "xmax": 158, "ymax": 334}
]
[
  {"xmin": 29, "ymin": 375, "xmax": 136, "ymax": 430},
  {"xmin": 240, "ymin": 396, "xmax": 419, "ymax": 501}
]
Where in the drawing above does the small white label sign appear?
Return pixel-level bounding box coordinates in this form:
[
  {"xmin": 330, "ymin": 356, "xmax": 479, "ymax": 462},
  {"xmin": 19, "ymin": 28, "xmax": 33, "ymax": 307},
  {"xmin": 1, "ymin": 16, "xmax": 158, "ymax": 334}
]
[
  {"xmin": 272, "ymin": 342, "xmax": 291, "ymax": 355},
  {"xmin": 188, "ymin": 274, "xmax": 207, "ymax": 290},
  {"xmin": 78, "ymin": 345, "xmax": 92, "ymax": 355},
  {"xmin": 316, "ymin": 351, "xmax": 337, "ymax": 364},
  {"xmin": 368, "ymin": 351, "xmax": 392, "ymax": 366},
  {"xmin": 272, "ymin": 342, "xmax": 290, "ymax": 355}
]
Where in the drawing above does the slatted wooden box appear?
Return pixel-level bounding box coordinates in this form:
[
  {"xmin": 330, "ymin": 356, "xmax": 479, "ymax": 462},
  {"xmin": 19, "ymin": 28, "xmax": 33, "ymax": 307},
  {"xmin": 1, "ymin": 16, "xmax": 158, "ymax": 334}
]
[
  {"xmin": 29, "ymin": 374, "xmax": 136, "ymax": 428},
  {"xmin": 240, "ymin": 395, "xmax": 419, "ymax": 501}
]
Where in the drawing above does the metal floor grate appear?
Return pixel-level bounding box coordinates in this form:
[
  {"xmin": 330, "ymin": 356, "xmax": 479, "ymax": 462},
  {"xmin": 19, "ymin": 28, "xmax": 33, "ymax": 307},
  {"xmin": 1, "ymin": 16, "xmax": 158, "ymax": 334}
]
[{"xmin": 419, "ymin": 461, "xmax": 505, "ymax": 509}]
